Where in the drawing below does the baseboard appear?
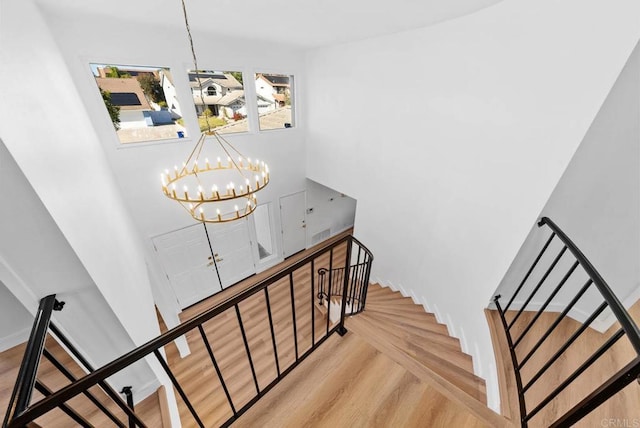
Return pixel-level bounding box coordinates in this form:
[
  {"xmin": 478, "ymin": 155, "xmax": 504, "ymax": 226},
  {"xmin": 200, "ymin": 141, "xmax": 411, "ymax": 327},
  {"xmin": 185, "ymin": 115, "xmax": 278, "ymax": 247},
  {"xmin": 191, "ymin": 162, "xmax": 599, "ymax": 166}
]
[{"xmin": 0, "ymin": 327, "xmax": 30, "ymax": 352}]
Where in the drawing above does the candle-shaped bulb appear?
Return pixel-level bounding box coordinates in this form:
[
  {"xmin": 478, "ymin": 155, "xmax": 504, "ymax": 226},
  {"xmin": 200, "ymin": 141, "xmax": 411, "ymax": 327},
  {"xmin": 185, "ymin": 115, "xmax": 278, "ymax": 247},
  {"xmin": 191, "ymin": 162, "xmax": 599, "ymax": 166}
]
[
  {"xmin": 205, "ymin": 158, "xmax": 210, "ymax": 169},
  {"xmin": 199, "ymin": 207, "xmax": 205, "ymax": 221}
]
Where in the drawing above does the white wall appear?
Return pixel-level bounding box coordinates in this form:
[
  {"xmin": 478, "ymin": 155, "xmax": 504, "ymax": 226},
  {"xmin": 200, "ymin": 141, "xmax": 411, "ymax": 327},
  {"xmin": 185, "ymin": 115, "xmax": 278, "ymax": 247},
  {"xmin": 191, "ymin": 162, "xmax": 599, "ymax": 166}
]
[
  {"xmin": 0, "ymin": 139, "xmax": 157, "ymax": 398},
  {"xmin": 305, "ymin": 178, "xmax": 356, "ymax": 246},
  {"xmin": 0, "ymin": 280, "xmax": 33, "ymax": 351},
  {"xmin": 0, "ymin": 0, "xmax": 179, "ymax": 418},
  {"xmin": 495, "ymin": 39, "xmax": 640, "ymax": 330},
  {"xmin": 39, "ymin": 7, "xmax": 307, "ymax": 334},
  {"xmin": 304, "ymin": 0, "xmax": 640, "ymax": 411}
]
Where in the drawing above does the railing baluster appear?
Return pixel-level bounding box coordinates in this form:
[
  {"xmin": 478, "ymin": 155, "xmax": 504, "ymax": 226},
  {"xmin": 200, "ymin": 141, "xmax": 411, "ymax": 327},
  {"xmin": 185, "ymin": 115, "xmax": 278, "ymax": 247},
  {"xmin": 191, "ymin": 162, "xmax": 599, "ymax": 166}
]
[
  {"xmin": 549, "ymin": 357, "xmax": 640, "ymax": 428},
  {"xmin": 34, "ymin": 380, "xmax": 94, "ymax": 428},
  {"xmin": 153, "ymin": 349, "xmax": 204, "ymax": 428},
  {"xmin": 326, "ymin": 248, "xmax": 334, "ymax": 336},
  {"xmin": 263, "ymin": 288, "xmax": 281, "ymax": 377},
  {"xmin": 493, "ymin": 296, "xmax": 528, "ymax": 427},
  {"xmin": 6, "ymin": 295, "xmax": 57, "ymax": 424},
  {"xmin": 338, "ymin": 239, "xmax": 353, "ymax": 336},
  {"xmin": 42, "ymin": 349, "xmax": 126, "ymax": 428},
  {"xmin": 197, "ymin": 325, "xmax": 237, "ymax": 416},
  {"xmin": 234, "ymin": 305, "xmax": 260, "ymax": 394},
  {"xmin": 362, "ymin": 253, "xmax": 373, "ymax": 310},
  {"xmin": 289, "ymin": 273, "xmax": 299, "ymax": 361},
  {"xmin": 508, "ymin": 246, "xmax": 567, "ymax": 330},
  {"xmin": 310, "ymin": 260, "xmax": 316, "ymax": 347},
  {"xmin": 525, "ymin": 328, "xmax": 626, "ymax": 422},
  {"xmin": 48, "ymin": 323, "xmax": 146, "ymax": 428},
  {"xmin": 522, "ymin": 301, "xmax": 609, "ymax": 393},
  {"xmin": 505, "ymin": 231, "xmax": 556, "ymax": 312},
  {"xmin": 519, "ymin": 279, "xmax": 593, "ymax": 369},
  {"xmin": 513, "ymin": 261, "xmax": 580, "ymax": 348}
]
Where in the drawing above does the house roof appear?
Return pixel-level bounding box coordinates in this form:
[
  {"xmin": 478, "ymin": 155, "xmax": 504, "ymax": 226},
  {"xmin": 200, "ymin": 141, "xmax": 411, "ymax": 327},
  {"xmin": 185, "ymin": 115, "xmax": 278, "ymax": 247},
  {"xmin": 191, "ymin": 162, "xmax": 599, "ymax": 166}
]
[
  {"xmin": 257, "ymin": 73, "xmax": 289, "ymax": 88},
  {"xmin": 189, "ymin": 73, "xmax": 242, "ymax": 90},
  {"xmin": 193, "ymin": 90, "xmax": 245, "ymax": 106},
  {"xmin": 95, "ymin": 77, "xmax": 151, "ymax": 110}
]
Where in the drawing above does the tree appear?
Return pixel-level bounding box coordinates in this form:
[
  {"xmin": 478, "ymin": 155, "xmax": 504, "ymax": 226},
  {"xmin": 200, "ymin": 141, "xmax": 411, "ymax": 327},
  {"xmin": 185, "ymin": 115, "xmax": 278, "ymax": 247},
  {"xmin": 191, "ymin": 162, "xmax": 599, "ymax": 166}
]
[
  {"xmin": 229, "ymin": 71, "xmax": 243, "ymax": 85},
  {"xmin": 137, "ymin": 74, "xmax": 166, "ymax": 104},
  {"xmin": 104, "ymin": 66, "xmax": 130, "ymax": 78},
  {"xmin": 101, "ymin": 89, "xmax": 121, "ymax": 130}
]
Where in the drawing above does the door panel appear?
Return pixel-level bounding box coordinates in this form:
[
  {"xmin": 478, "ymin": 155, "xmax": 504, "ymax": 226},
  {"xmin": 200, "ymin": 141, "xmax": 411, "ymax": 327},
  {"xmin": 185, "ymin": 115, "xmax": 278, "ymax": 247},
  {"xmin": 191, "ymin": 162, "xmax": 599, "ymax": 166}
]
[
  {"xmin": 280, "ymin": 191, "xmax": 307, "ymax": 258},
  {"xmin": 206, "ymin": 218, "xmax": 256, "ymax": 288},
  {"xmin": 153, "ymin": 224, "xmax": 221, "ymax": 309}
]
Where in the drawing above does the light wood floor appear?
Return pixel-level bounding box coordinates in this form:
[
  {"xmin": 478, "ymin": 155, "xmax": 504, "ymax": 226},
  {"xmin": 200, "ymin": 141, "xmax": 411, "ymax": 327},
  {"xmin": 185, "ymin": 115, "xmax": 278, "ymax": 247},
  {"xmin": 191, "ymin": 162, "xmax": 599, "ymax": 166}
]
[
  {"xmin": 233, "ymin": 332, "xmax": 489, "ymax": 428},
  {"xmin": 0, "ymin": 336, "xmax": 165, "ymax": 427},
  {"xmin": 488, "ymin": 300, "xmax": 640, "ymax": 427},
  {"xmin": 1, "ymin": 229, "xmax": 500, "ymax": 427}
]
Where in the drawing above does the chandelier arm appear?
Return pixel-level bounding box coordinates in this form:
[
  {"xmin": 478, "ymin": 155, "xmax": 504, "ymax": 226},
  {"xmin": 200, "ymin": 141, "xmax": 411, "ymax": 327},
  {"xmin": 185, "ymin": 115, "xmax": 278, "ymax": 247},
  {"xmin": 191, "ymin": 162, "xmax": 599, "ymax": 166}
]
[
  {"xmin": 213, "ymin": 133, "xmax": 251, "ymax": 181},
  {"xmin": 213, "ymin": 131, "xmax": 248, "ymax": 160},
  {"xmin": 180, "ymin": 133, "xmax": 206, "ymax": 175}
]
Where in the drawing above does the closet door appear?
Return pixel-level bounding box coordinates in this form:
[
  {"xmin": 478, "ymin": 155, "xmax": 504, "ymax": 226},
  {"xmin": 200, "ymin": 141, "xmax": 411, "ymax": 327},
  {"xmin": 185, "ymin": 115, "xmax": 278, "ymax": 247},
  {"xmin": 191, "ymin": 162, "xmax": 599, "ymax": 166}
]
[{"xmin": 206, "ymin": 218, "xmax": 256, "ymax": 288}]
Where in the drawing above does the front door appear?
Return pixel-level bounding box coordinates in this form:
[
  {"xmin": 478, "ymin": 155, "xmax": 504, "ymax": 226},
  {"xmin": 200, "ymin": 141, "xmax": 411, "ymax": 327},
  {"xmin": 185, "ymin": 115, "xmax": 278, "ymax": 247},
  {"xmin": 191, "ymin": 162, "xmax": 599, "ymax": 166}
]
[
  {"xmin": 152, "ymin": 224, "xmax": 222, "ymax": 309},
  {"xmin": 280, "ymin": 191, "xmax": 307, "ymax": 258}
]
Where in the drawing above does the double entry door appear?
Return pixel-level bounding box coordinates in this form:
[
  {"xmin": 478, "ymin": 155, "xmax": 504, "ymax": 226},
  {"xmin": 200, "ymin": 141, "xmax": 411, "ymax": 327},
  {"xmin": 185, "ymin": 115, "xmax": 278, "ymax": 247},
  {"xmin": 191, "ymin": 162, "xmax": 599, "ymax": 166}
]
[{"xmin": 153, "ymin": 219, "xmax": 256, "ymax": 309}]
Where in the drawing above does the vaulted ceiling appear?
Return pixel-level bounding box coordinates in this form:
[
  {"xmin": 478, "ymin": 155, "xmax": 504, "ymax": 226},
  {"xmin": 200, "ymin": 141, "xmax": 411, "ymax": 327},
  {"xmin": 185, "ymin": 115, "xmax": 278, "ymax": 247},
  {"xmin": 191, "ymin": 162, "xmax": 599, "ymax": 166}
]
[{"xmin": 35, "ymin": 0, "xmax": 503, "ymax": 49}]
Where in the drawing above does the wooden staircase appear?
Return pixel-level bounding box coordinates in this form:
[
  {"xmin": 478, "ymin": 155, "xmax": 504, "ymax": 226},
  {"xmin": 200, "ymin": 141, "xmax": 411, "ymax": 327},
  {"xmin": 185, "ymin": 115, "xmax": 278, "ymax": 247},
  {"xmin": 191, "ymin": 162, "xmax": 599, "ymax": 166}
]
[{"xmin": 347, "ymin": 283, "xmax": 490, "ymax": 409}]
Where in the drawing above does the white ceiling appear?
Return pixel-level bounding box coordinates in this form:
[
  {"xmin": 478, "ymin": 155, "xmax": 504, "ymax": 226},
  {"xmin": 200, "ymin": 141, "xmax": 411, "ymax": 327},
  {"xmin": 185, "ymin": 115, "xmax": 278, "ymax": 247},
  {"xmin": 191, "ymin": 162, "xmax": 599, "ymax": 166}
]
[{"xmin": 35, "ymin": 0, "xmax": 503, "ymax": 49}]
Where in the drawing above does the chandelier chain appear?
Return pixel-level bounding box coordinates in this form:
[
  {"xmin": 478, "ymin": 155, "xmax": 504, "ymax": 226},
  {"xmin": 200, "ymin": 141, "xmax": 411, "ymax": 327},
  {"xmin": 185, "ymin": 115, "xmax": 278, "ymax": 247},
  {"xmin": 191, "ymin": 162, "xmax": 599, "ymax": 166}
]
[{"xmin": 180, "ymin": 0, "xmax": 211, "ymax": 134}]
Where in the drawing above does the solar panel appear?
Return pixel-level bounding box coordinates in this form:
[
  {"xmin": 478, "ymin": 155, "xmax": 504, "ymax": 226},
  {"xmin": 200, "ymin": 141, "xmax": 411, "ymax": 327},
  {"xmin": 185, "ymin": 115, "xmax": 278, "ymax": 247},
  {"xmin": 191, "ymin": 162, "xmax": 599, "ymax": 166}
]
[{"xmin": 110, "ymin": 92, "xmax": 142, "ymax": 106}]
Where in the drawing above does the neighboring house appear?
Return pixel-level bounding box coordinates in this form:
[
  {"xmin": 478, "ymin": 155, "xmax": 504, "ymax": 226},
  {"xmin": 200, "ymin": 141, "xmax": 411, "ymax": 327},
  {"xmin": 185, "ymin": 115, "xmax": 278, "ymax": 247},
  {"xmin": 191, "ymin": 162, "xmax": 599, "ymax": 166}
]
[
  {"xmin": 255, "ymin": 73, "xmax": 290, "ymax": 109},
  {"xmin": 95, "ymin": 71, "xmax": 174, "ymax": 129},
  {"xmin": 189, "ymin": 71, "xmax": 246, "ymax": 118},
  {"xmin": 159, "ymin": 69, "xmax": 183, "ymax": 120},
  {"xmin": 95, "ymin": 76, "xmax": 153, "ymax": 129}
]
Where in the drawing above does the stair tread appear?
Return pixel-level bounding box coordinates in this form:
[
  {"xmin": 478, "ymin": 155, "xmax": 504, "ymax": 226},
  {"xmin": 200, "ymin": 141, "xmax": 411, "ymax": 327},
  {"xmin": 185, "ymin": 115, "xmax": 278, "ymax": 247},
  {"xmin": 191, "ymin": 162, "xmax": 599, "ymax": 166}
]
[
  {"xmin": 347, "ymin": 315, "xmax": 487, "ymax": 402},
  {"xmin": 363, "ymin": 310, "xmax": 449, "ymax": 334},
  {"xmin": 355, "ymin": 312, "xmax": 462, "ymax": 350},
  {"xmin": 353, "ymin": 315, "xmax": 474, "ymax": 372},
  {"xmin": 364, "ymin": 304, "xmax": 437, "ymax": 318}
]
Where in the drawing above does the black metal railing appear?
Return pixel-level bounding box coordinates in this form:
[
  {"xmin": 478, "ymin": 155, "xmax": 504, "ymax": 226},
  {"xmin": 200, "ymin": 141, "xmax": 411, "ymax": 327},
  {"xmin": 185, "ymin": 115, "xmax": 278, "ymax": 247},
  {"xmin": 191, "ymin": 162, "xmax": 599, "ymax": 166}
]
[
  {"xmin": 3, "ymin": 295, "xmax": 140, "ymax": 428},
  {"xmin": 4, "ymin": 234, "xmax": 373, "ymax": 427},
  {"xmin": 493, "ymin": 217, "xmax": 640, "ymax": 427},
  {"xmin": 317, "ymin": 236, "xmax": 373, "ymax": 316}
]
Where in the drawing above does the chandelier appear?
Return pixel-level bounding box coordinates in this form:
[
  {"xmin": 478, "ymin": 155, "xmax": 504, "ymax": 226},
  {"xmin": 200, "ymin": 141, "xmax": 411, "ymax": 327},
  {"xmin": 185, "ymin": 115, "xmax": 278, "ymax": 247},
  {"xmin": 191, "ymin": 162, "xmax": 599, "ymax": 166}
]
[{"xmin": 161, "ymin": 0, "xmax": 270, "ymax": 223}]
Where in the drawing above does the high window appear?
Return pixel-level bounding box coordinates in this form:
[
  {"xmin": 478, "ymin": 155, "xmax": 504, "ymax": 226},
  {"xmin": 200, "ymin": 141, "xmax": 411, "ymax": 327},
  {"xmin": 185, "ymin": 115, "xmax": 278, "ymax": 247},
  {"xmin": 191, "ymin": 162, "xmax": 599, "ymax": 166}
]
[
  {"xmin": 91, "ymin": 63, "xmax": 186, "ymax": 144},
  {"xmin": 188, "ymin": 69, "xmax": 246, "ymax": 135},
  {"xmin": 255, "ymin": 73, "xmax": 294, "ymax": 131}
]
